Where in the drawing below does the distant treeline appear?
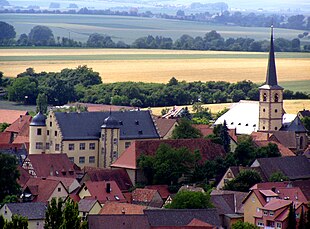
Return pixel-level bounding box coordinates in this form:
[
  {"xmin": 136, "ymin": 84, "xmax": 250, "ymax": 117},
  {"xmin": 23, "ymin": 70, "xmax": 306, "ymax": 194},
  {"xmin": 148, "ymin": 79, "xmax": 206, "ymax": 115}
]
[
  {"xmin": 1, "ymin": 21, "xmax": 309, "ymax": 52},
  {"xmin": 1, "ymin": 67, "xmax": 309, "ymax": 107},
  {"xmin": 1, "ymin": 6, "xmax": 310, "ymax": 31}
]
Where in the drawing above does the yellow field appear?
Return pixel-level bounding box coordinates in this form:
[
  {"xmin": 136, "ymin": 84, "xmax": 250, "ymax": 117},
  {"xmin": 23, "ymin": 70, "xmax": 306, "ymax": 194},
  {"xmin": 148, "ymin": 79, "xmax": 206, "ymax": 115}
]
[
  {"xmin": 0, "ymin": 49, "xmax": 309, "ymax": 84},
  {"xmin": 149, "ymin": 99, "xmax": 310, "ymax": 116}
]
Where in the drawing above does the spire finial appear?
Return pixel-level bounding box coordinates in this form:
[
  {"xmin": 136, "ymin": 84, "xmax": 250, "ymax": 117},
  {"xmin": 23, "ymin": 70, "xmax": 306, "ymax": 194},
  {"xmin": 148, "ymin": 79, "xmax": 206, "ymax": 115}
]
[{"xmin": 265, "ymin": 25, "xmax": 278, "ymax": 86}]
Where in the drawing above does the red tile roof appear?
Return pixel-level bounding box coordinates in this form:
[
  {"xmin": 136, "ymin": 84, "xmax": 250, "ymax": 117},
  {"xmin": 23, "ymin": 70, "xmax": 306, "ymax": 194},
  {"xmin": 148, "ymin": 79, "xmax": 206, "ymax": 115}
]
[
  {"xmin": 24, "ymin": 177, "xmax": 67, "ymax": 202},
  {"xmin": 132, "ymin": 188, "xmax": 158, "ymax": 203},
  {"xmin": 81, "ymin": 181, "xmax": 126, "ymax": 204},
  {"xmin": 0, "ymin": 132, "xmax": 11, "ymax": 144},
  {"xmin": 261, "ymin": 198, "xmax": 292, "ymax": 211},
  {"xmin": 112, "ymin": 139, "xmax": 226, "ymax": 170},
  {"xmin": 154, "ymin": 117, "xmax": 177, "ymax": 138},
  {"xmin": 47, "ymin": 176, "xmax": 79, "ymax": 193},
  {"xmin": 0, "ymin": 110, "xmax": 28, "ymax": 124},
  {"xmin": 99, "ymin": 202, "xmax": 147, "ymax": 215},
  {"xmin": 5, "ymin": 115, "xmax": 31, "ymax": 134},
  {"xmin": 145, "ymin": 185, "xmax": 171, "ymax": 199},
  {"xmin": 17, "ymin": 165, "xmax": 31, "ymax": 187},
  {"xmin": 23, "ymin": 154, "xmax": 78, "ymax": 178},
  {"xmin": 82, "ymin": 167, "xmax": 133, "ymax": 191},
  {"xmin": 187, "ymin": 218, "xmax": 214, "ymax": 227},
  {"xmin": 194, "ymin": 124, "xmax": 238, "ymax": 142}
]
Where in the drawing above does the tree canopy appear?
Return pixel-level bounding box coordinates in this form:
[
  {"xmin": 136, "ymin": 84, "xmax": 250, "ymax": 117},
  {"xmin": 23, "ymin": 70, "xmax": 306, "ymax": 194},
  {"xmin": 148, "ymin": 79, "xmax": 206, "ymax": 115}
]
[
  {"xmin": 0, "ymin": 21, "xmax": 16, "ymax": 43},
  {"xmin": 28, "ymin": 25, "xmax": 55, "ymax": 46},
  {"xmin": 223, "ymin": 169, "xmax": 262, "ymax": 192},
  {"xmin": 171, "ymin": 118, "xmax": 202, "ymax": 139},
  {"xmin": 166, "ymin": 190, "xmax": 213, "ymax": 209},
  {"xmin": 0, "ymin": 154, "xmax": 20, "ymax": 203}
]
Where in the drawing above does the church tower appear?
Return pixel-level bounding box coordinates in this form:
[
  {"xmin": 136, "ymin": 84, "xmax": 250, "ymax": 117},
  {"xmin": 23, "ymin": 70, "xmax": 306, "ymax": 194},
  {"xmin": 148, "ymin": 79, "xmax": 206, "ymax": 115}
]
[{"xmin": 258, "ymin": 26, "xmax": 284, "ymax": 132}]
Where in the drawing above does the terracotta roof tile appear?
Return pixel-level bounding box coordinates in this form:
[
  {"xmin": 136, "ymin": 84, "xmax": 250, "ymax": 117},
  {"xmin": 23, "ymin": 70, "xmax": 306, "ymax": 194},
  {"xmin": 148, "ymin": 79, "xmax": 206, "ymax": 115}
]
[
  {"xmin": 82, "ymin": 167, "xmax": 133, "ymax": 191},
  {"xmin": 0, "ymin": 110, "xmax": 28, "ymax": 124},
  {"xmin": 153, "ymin": 117, "xmax": 177, "ymax": 138},
  {"xmin": 269, "ymin": 131, "xmax": 297, "ymax": 149},
  {"xmin": 5, "ymin": 115, "xmax": 31, "ymax": 134},
  {"xmin": 24, "ymin": 177, "xmax": 67, "ymax": 202},
  {"xmin": 99, "ymin": 202, "xmax": 147, "ymax": 215},
  {"xmin": 112, "ymin": 139, "xmax": 226, "ymax": 170},
  {"xmin": 0, "ymin": 132, "xmax": 11, "ymax": 144},
  {"xmin": 132, "ymin": 188, "xmax": 158, "ymax": 203},
  {"xmin": 187, "ymin": 218, "xmax": 214, "ymax": 227},
  {"xmin": 81, "ymin": 181, "xmax": 125, "ymax": 204},
  {"xmin": 47, "ymin": 176, "xmax": 79, "ymax": 193},
  {"xmin": 145, "ymin": 185, "xmax": 171, "ymax": 199},
  {"xmin": 261, "ymin": 198, "xmax": 292, "ymax": 211},
  {"xmin": 23, "ymin": 154, "xmax": 78, "ymax": 178}
]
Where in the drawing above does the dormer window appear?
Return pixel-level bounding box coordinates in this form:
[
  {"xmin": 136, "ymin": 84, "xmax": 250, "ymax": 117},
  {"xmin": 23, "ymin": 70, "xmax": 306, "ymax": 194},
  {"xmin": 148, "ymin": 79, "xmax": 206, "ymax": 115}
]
[{"xmin": 275, "ymin": 93, "xmax": 279, "ymax": 102}]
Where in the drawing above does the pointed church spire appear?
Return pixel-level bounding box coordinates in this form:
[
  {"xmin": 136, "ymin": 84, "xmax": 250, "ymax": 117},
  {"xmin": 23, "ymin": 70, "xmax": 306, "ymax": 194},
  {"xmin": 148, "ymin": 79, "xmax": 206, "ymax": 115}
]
[{"xmin": 265, "ymin": 25, "xmax": 278, "ymax": 86}]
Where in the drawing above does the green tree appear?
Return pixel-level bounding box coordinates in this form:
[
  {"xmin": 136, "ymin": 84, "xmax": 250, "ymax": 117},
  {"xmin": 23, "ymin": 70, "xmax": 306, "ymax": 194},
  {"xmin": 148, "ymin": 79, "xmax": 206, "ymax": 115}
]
[
  {"xmin": 301, "ymin": 116, "xmax": 310, "ymax": 133},
  {"xmin": 0, "ymin": 21, "xmax": 16, "ymax": 45},
  {"xmin": 36, "ymin": 93, "xmax": 48, "ymax": 114},
  {"xmin": 234, "ymin": 136, "xmax": 256, "ymax": 166},
  {"xmin": 28, "ymin": 25, "xmax": 55, "ymax": 46},
  {"xmin": 137, "ymin": 154, "xmax": 154, "ymax": 184},
  {"xmin": 0, "ymin": 215, "xmax": 4, "ymax": 229},
  {"xmin": 8, "ymin": 76, "xmax": 38, "ymax": 104},
  {"xmin": 60, "ymin": 200, "xmax": 81, "ymax": 229},
  {"xmin": 4, "ymin": 214, "xmax": 28, "ymax": 229},
  {"xmin": 0, "ymin": 123, "xmax": 9, "ymax": 132},
  {"xmin": 45, "ymin": 198, "xmax": 64, "ymax": 229},
  {"xmin": 87, "ymin": 33, "xmax": 115, "ymax": 48},
  {"xmin": 255, "ymin": 143, "xmax": 281, "ymax": 158},
  {"xmin": 220, "ymin": 120, "xmax": 230, "ymax": 153},
  {"xmin": 166, "ymin": 190, "xmax": 213, "ymax": 209},
  {"xmin": 269, "ymin": 171, "xmax": 289, "ymax": 182},
  {"xmin": 224, "ymin": 169, "xmax": 262, "ymax": 192},
  {"xmin": 232, "ymin": 221, "xmax": 258, "ymax": 229},
  {"xmin": 0, "ymin": 154, "xmax": 20, "ymax": 203},
  {"xmin": 171, "ymin": 118, "xmax": 202, "ymax": 139},
  {"xmin": 288, "ymin": 204, "xmax": 297, "ymax": 229}
]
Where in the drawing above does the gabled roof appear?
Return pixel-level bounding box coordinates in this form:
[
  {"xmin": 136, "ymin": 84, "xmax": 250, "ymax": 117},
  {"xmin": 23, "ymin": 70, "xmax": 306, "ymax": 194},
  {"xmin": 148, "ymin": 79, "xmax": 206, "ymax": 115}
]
[
  {"xmin": 18, "ymin": 165, "xmax": 31, "ymax": 187},
  {"xmin": 144, "ymin": 209, "xmax": 221, "ymax": 227},
  {"xmin": 78, "ymin": 198, "xmax": 100, "ymax": 213},
  {"xmin": 260, "ymin": 198, "xmax": 291, "ymax": 211},
  {"xmin": 298, "ymin": 109, "xmax": 310, "ymax": 118},
  {"xmin": 54, "ymin": 110, "xmax": 159, "ymax": 140},
  {"xmin": 194, "ymin": 124, "xmax": 238, "ymax": 142},
  {"xmin": 3, "ymin": 202, "xmax": 46, "ymax": 220},
  {"xmin": 281, "ymin": 116, "xmax": 308, "ymax": 132},
  {"xmin": 47, "ymin": 176, "xmax": 79, "ymax": 193},
  {"xmin": 99, "ymin": 202, "xmax": 147, "ymax": 215},
  {"xmin": 112, "ymin": 138, "xmax": 226, "ymax": 170},
  {"xmin": 82, "ymin": 167, "xmax": 133, "ymax": 191},
  {"xmin": 251, "ymin": 156, "xmax": 310, "ymax": 180},
  {"xmin": 269, "ymin": 131, "xmax": 298, "ymax": 149},
  {"xmin": 80, "ymin": 181, "xmax": 125, "ymax": 204},
  {"xmin": 0, "ymin": 109, "xmax": 28, "ymax": 124},
  {"xmin": 23, "ymin": 154, "xmax": 78, "ymax": 178},
  {"xmin": 132, "ymin": 188, "xmax": 159, "ymax": 203},
  {"xmin": 24, "ymin": 177, "xmax": 67, "ymax": 202},
  {"xmin": 88, "ymin": 214, "xmax": 150, "ymax": 229},
  {"xmin": 5, "ymin": 115, "xmax": 31, "ymax": 134},
  {"xmin": 153, "ymin": 117, "xmax": 177, "ymax": 138},
  {"xmin": 145, "ymin": 185, "xmax": 171, "ymax": 199}
]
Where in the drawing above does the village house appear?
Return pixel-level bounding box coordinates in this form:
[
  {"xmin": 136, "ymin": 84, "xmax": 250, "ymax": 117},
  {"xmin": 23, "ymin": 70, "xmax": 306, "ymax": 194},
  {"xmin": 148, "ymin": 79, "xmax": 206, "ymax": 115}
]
[
  {"xmin": 99, "ymin": 202, "xmax": 147, "ymax": 215},
  {"xmin": 29, "ymin": 110, "xmax": 160, "ymax": 168},
  {"xmin": 0, "ymin": 202, "xmax": 46, "ymax": 229},
  {"xmin": 132, "ymin": 188, "xmax": 164, "ymax": 208},
  {"xmin": 78, "ymin": 198, "xmax": 102, "ymax": 221}
]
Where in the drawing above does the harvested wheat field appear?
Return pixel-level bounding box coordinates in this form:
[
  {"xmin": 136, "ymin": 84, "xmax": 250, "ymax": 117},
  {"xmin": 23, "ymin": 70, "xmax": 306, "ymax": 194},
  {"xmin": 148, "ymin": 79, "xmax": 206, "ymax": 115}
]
[
  {"xmin": 149, "ymin": 99, "xmax": 310, "ymax": 116},
  {"xmin": 1, "ymin": 49, "xmax": 309, "ymax": 85}
]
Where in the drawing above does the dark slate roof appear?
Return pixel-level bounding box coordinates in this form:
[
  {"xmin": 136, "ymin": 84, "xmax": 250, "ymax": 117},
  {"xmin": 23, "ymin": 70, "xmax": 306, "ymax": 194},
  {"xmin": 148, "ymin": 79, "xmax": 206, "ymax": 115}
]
[
  {"xmin": 4, "ymin": 202, "xmax": 46, "ymax": 220},
  {"xmin": 144, "ymin": 209, "xmax": 221, "ymax": 227},
  {"xmin": 101, "ymin": 115, "xmax": 120, "ymax": 129},
  {"xmin": 54, "ymin": 111, "xmax": 159, "ymax": 140},
  {"xmin": 88, "ymin": 215, "xmax": 150, "ymax": 229},
  {"xmin": 259, "ymin": 26, "xmax": 283, "ymax": 90},
  {"xmin": 30, "ymin": 112, "xmax": 46, "ymax": 126},
  {"xmin": 299, "ymin": 109, "xmax": 310, "ymax": 118},
  {"xmin": 281, "ymin": 116, "xmax": 308, "ymax": 132},
  {"xmin": 252, "ymin": 156, "xmax": 310, "ymax": 180}
]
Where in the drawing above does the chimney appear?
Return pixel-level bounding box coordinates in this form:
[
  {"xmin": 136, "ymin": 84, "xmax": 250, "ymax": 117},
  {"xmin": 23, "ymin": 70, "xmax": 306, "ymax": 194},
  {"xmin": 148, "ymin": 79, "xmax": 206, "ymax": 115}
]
[
  {"xmin": 271, "ymin": 187, "xmax": 276, "ymax": 193},
  {"xmin": 106, "ymin": 183, "xmax": 111, "ymax": 193}
]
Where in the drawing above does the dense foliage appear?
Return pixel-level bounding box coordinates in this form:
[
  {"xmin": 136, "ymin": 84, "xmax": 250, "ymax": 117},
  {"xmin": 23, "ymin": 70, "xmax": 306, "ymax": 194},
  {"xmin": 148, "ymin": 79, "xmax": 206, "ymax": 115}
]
[
  {"xmin": 0, "ymin": 154, "xmax": 20, "ymax": 203},
  {"xmin": 138, "ymin": 144, "xmax": 198, "ymax": 185},
  {"xmin": 223, "ymin": 170, "xmax": 263, "ymax": 192},
  {"xmin": 165, "ymin": 190, "xmax": 213, "ymax": 209},
  {"xmin": 0, "ymin": 214, "xmax": 28, "ymax": 229},
  {"xmin": 232, "ymin": 221, "xmax": 259, "ymax": 229},
  {"xmin": 171, "ymin": 118, "xmax": 203, "ymax": 139},
  {"xmin": 45, "ymin": 198, "xmax": 86, "ymax": 229},
  {"xmin": 1, "ymin": 21, "xmax": 309, "ymax": 51}
]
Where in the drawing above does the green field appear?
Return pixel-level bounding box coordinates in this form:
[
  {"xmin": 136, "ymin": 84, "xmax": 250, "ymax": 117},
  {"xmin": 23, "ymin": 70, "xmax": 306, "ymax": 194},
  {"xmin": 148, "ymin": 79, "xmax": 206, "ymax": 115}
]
[
  {"xmin": 1, "ymin": 13, "xmax": 308, "ymax": 44},
  {"xmin": 280, "ymin": 80, "xmax": 310, "ymax": 93}
]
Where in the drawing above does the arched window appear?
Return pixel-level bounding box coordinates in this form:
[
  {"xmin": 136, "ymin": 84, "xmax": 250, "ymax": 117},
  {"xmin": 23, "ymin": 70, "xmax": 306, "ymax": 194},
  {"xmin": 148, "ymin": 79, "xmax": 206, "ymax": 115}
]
[
  {"xmin": 275, "ymin": 93, "xmax": 279, "ymax": 102},
  {"xmin": 263, "ymin": 93, "xmax": 267, "ymax": 102}
]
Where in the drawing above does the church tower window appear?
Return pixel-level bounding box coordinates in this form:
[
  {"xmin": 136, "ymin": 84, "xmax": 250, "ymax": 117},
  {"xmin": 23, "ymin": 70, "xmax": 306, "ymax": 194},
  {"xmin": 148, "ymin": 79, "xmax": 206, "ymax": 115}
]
[{"xmin": 275, "ymin": 93, "xmax": 279, "ymax": 102}]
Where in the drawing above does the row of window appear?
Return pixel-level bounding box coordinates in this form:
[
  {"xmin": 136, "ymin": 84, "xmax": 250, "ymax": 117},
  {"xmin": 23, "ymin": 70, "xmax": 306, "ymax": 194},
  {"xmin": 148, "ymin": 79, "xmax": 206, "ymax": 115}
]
[
  {"xmin": 68, "ymin": 143, "xmax": 96, "ymax": 151},
  {"xmin": 257, "ymin": 221, "xmax": 281, "ymax": 228},
  {"xmin": 262, "ymin": 108, "xmax": 278, "ymax": 113},
  {"xmin": 37, "ymin": 128, "xmax": 57, "ymax": 137},
  {"xmin": 35, "ymin": 142, "xmax": 60, "ymax": 151},
  {"xmin": 69, "ymin": 156, "xmax": 95, "ymax": 164},
  {"xmin": 262, "ymin": 93, "xmax": 280, "ymax": 102}
]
